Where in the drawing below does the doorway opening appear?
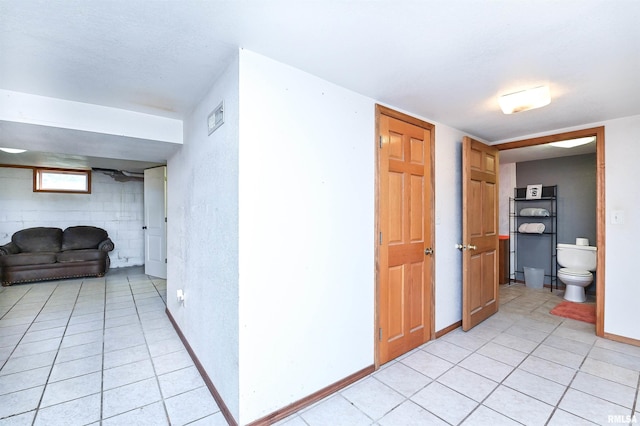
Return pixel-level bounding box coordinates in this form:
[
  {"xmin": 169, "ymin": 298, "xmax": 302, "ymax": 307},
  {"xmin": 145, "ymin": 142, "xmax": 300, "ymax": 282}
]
[{"xmin": 493, "ymin": 126, "xmax": 605, "ymax": 336}]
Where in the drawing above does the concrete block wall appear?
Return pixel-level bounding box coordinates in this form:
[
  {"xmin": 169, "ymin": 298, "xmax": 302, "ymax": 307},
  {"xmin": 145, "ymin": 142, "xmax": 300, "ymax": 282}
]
[{"xmin": 0, "ymin": 167, "xmax": 144, "ymax": 268}]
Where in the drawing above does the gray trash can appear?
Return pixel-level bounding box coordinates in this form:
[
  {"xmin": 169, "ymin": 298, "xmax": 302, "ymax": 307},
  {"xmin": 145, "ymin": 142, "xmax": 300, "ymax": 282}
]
[{"xmin": 523, "ymin": 267, "xmax": 544, "ymax": 289}]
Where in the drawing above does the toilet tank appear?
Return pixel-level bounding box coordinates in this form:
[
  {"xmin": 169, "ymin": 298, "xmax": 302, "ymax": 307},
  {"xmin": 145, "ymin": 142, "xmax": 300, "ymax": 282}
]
[{"xmin": 557, "ymin": 243, "xmax": 597, "ymax": 271}]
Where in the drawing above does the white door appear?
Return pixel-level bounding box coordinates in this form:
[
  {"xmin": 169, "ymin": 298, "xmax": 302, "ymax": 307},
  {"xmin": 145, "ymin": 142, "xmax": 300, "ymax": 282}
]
[{"xmin": 144, "ymin": 166, "xmax": 167, "ymax": 278}]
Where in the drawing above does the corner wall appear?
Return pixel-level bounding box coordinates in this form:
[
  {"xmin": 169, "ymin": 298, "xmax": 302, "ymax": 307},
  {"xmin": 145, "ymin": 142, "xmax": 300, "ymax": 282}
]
[
  {"xmin": 237, "ymin": 50, "xmax": 375, "ymax": 423},
  {"xmin": 166, "ymin": 54, "xmax": 240, "ymax": 419},
  {"xmin": 0, "ymin": 167, "xmax": 144, "ymax": 267}
]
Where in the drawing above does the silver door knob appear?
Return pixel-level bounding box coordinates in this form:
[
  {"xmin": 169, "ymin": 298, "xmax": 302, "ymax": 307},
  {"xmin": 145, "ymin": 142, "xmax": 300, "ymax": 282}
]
[
  {"xmin": 424, "ymin": 248, "xmax": 434, "ymax": 255},
  {"xmin": 455, "ymin": 244, "xmax": 466, "ymax": 250}
]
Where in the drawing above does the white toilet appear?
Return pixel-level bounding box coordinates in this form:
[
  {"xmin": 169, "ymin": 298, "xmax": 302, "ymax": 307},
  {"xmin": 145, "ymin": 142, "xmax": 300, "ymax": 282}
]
[{"xmin": 557, "ymin": 238, "xmax": 597, "ymax": 303}]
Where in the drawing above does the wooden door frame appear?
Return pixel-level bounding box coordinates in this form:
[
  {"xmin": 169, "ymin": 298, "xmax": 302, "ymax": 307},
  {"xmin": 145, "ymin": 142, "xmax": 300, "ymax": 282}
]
[
  {"xmin": 374, "ymin": 104, "xmax": 436, "ymax": 368},
  {"xmin": 493, "ymin": 126, "xmax": 605, "ymax": 337}
]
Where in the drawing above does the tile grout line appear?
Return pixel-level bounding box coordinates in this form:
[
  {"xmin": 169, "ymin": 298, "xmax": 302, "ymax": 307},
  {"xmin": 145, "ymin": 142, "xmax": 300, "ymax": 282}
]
[
  {"xmin": 0, "ymin": 270, "xmax": 220, "ymax": 426},
  {"xmin": 399, "ymin": 288, "xmax": 587, "ymax": 425},
  {"xmin": 119, "ymin": 274, "xmax": 172, "ymax": 424},
  {"xmin": 0, "ymin": 285, "xmax": 43, "ymax": 372},
  {"xmin": 100, "ymin": 276, "xmax": 108, "ymax": 426},
  {"xmin": 31, "ymin": 280, "xmax": 85, "ymax": 425},
  {"xmin": 631, "ymin": 374, "xmax": 640, "ymax": 425},
  {"xmin": 344, "ymin": 294, "xmax": 540, "ymax": 425},
  {"xmin": 542, "ymin": 324, "xmax": 600, "ymax": 426},
  {"xmin": 454, "ymin": 311, "xmax": 564, "ymax": 426}
]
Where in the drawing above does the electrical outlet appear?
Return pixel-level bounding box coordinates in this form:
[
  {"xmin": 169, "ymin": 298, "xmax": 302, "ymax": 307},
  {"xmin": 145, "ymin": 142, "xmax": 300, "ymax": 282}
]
[{"xmin": 176, "ymin": 289, "xmax": 185, "ymax": 306}]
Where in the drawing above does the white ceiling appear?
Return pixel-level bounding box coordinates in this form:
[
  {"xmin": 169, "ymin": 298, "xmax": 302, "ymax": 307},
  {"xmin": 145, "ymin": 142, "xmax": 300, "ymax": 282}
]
[{"xmin": 1, "ymin": 1, "xmax": 639, "ymax": 171}]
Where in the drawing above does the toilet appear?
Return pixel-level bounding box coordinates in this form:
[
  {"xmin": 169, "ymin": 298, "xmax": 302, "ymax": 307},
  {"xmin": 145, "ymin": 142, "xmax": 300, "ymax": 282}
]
[{"xmin": 557, "ymin": 238, "xmax": 597, "ymax": 303}]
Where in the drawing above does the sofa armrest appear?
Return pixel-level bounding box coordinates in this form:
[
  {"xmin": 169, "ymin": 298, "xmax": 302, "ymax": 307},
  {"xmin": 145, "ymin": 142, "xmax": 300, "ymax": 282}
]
[
  {"xmin": 0, "ymin": 242, "xmax": 20, "ymax": 256},
  {"xmin": 98, "ymin": 238, "xmax": 115, "ymax": 252}
]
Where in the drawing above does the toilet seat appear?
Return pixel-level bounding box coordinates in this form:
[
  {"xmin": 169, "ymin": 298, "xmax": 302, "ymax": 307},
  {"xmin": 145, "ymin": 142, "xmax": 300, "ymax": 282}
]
[{"xmin": 558, "ymin": 268, "xmax": 592, "ymax": 278}]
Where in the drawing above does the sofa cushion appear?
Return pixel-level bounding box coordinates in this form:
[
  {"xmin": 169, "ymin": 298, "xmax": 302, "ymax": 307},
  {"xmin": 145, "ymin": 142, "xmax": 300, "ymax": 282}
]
[
  {"xmin": 0, "ymin": 252, "xmax": 58, "ymax": 267},
  {"xmin": 12, "ymin": 228, "xmax": 63, "ymax": 253},
  {"xmin": 57, "ymin": 249, "xmax": 106, "ymax": 263},
  {"xmin": 62, "ymin": 226, "xmax": 109, "ymax": 251}
]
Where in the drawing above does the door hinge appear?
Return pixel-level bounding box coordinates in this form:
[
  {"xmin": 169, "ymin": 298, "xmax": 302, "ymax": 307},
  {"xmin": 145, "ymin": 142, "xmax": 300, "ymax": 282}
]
[
  {"xmin": 165, "ymin": 217, "xmax": 167, "ymax": 223},
  {"xmin": 378, "ymin": 327, "xmax": 382, "ymax": 341},
  {"xmin": 379, "ymin": 135, "xmax": 382, "ymax": 148},
  {"xmin": 379, "ymin": 232, "xmax": 382, "ymax": 245},
  {"xmin": 165, "ymin": 259, "xmax": 167, "ymax": 264}
]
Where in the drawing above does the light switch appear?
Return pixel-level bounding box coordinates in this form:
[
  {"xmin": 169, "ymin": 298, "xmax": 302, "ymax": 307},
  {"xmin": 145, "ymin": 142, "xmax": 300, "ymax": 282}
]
[{"xmin": 612, "ymin": 210, "xmax": 625, "ymax": 225}]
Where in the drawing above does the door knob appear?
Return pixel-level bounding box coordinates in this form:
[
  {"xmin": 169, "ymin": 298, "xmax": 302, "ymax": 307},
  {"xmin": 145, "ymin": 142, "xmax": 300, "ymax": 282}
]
[
  {"xmin": 424, "ymin": 248, "xmax": 434, "ymax": 255},
  {"xmin": 142, "ymin": 226, "xmax": 147, "ymax": 230},
  {"xmin": 455, "ymin": 244, "xmax": 467, "ymax": 251},
  {"xmin": 468, "ymin": 245, "xmax": 477, "ymax": 250}
]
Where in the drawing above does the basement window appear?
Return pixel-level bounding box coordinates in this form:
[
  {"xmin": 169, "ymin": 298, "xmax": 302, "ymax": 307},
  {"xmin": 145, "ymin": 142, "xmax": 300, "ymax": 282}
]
[{"xmin": 33, "ymin": 168, "xmax": 91, "ymax": 194}]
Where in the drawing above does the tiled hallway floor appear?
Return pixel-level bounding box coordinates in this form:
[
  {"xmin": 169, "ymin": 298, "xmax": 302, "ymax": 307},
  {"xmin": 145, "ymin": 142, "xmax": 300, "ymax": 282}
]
[
  {"xmin": 0, "ymin": 267, "xmax": 225, "ymax": 425},
  {"xmin": 2, "ymin": 270, "xmax": 639, "ymax": 426},
  {"xmin": 280, "ymin": 285, "xmax": 640, "ymax": 426}
]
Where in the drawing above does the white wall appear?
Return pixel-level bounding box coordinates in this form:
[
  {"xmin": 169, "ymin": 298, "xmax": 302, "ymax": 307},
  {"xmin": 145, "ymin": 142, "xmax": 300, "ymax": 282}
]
[
  {"xmin": 432, "ymin": 125, "xmax": 464, "ymax": 331},
  {"xmin": 238, "ymin": 50, "xmax": 375, "ymax": 423},
  {"xmin": 499, "ymin": 163, "xmax": 517, "ymax": 278},
  {"xmin": 166, "ymin": 55, "xmax": 240, "ymax": 418},
  {"xmin": 602, "ymin": 115, "xmax": 640, "ymax": 340},
  {"xmin": 0, "ymin": 167, "xmax": 144, "ymax": 267},
  {"xmin": 499, "ymin": 163, "xmax": 516, "ymax": 236}
]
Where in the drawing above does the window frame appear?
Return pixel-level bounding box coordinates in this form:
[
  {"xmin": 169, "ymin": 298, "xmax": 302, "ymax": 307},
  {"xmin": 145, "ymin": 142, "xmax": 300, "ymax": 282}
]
[{"xmin": 33, "ymin": 167, "xmax": 92, "ymax": 194}]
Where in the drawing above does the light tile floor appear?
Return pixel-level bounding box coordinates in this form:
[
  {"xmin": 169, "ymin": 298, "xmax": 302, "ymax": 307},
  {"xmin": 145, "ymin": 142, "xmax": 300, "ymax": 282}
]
[
  {"xmin": 0, "ymin": 266, "xmax": 225, "ymax": 425},
  {"xmin": 280, "ymin": 284, "xmax": 640, "ymax": 426},
  {"xmin": 2, "ymin": 269, "xmax": 639, "ymax": 426}
]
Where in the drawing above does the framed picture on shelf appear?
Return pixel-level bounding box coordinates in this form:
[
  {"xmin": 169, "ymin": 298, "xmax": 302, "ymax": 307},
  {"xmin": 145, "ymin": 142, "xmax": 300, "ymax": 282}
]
[{"xmin": 526, "ymin": 184, "xmax": 543, "ymax": 199}]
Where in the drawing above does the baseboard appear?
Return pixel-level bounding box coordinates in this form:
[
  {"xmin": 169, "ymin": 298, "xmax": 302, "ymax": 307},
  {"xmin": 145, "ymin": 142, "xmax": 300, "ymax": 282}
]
[
  {"xmin": 603, "ymin": 332, "xmax": 640, "ymax": 347},
  {"xmin": 246, "ymin": 364, "xmax": 375, "ymax": 426},
  {"xmin": 165, "ymin": 308, "xmax": 238, "ymax": 426},
  {"xmin": 435, "ymin": 320, "xmax": 461, "ymax": 338}
]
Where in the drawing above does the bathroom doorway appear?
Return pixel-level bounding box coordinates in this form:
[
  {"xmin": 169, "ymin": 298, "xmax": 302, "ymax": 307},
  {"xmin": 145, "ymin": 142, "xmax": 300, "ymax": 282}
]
[{"xmin": 493, "ymin": 126, "xmax": 605, "ymax": 337}]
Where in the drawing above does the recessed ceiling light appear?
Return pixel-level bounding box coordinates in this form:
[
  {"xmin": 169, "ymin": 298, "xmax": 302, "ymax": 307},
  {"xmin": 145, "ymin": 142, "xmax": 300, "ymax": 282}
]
[
  {"xmin": 549, "ymin": 136, "xmax": 595, "ymax": 148},
  {"xmin": 0, "ymin": 148, "xmax": 27, "ymax": 154},
  {"xmin": 499, "ymin": 86, "xmax": 551, "ymax": 114}
]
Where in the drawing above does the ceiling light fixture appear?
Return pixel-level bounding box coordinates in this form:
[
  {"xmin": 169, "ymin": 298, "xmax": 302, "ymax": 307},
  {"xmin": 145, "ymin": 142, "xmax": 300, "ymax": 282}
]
[
  {"xmin": 0, "ymin": 148, "xmax": 27, "ymax": 154},
  {"xmin": 499, "ymin": 86, "xmax": 551, "ymax": 114},
  {"xmin": 549, "ymin": 136, "xmax": 595, "ymax": 149}
]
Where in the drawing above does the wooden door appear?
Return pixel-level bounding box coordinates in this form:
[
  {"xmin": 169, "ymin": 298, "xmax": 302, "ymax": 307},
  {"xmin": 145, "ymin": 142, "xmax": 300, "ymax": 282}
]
[
  {"xmin": 461, "ymin": 137, "xmax": 499, "ymax": 331},
  {"xmin": 144, "ymin": 166, "xmax": 167, "ymax": 279},
  {"xmin": 377, "ymin": 106, "xmax": 434, "ymax": 364}
]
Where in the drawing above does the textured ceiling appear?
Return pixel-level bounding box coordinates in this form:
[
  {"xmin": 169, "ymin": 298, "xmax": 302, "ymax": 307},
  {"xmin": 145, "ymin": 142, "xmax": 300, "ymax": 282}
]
[{"xmin": 1, "ymin": 0, "xmax": 639, "ymax": 170}]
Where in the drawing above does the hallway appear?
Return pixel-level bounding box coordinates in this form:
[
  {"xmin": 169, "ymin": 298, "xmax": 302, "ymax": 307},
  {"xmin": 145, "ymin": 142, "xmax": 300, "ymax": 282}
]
[{"xmin": 2, "ymin": 268, "xmax": 639, "ymax": 425}]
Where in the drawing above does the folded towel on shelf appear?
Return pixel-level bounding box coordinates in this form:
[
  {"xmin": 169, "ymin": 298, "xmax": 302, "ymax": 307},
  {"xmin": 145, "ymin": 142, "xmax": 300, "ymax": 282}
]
[
  {"xmin": 518, "ymin": 223, "xmax": 546, "ymax": 233},
  {"xmin": 519, "ymin": 208, "xmax": 550, "ymax": 217}
]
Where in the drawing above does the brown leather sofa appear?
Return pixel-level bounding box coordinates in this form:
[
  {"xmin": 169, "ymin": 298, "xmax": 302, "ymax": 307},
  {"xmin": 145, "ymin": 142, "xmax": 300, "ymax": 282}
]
[{"xmin": 0, "ymin": 226, "xmax": 114, "ymax": 286}]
